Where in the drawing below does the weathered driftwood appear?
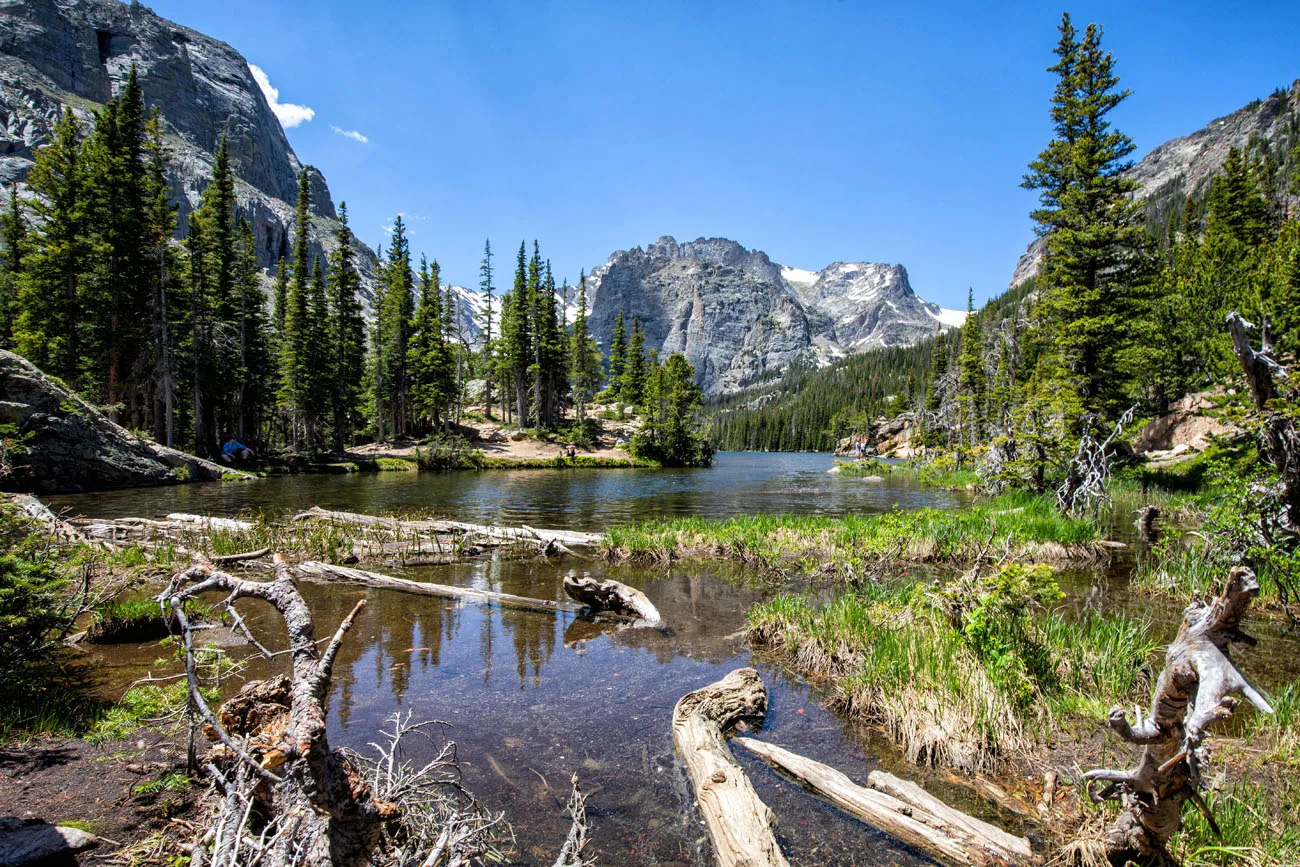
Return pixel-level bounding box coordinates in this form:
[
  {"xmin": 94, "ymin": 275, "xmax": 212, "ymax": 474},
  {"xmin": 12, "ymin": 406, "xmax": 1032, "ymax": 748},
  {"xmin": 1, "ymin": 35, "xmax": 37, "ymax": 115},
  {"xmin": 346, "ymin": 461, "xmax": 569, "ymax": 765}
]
[
  {"xmin": 672, "ymin": 668, "xmax": 788, "ymax": 867},
  {"xmin": 563, "ymin": 572, "xmax": 661, "ymax": 625},
  {"xmin": 161, "ymin": 556, "xmax": 379, "ymax": 867},
  {"xmin": 1135, "ymin": 505, "xmax": 1161, "ymax": 543},
  {"xmin": 2, "ymin": 493, "xmax": 91, "ymax": 544},
  {"xmin": 165, "ymin": 512, "xmax": 255, "ymax": 531},
  {"xmin": 732, "ymin": 738, "xmax": 1030, "ymax": 866},
  {"xmin": 1084, "ymin": 567, "xmax": 1273, "ymax": 867},
  {"xmin": 292, "ymin": 506, "xmax": 602, "ymax": 551},
  {"xmin": 295, "ymin": 560, "xmax": 596, "ymax": 617},
  {"xmin": 867, "ymin": 769, "xmax": 1033, "ymax": 863}
]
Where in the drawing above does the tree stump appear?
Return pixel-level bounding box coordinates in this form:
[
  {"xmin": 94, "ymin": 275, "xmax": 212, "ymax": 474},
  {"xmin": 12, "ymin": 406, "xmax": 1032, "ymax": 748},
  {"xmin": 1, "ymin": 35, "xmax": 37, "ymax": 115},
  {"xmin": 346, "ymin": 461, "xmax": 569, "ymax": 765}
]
[{"xmin": 1084, "ymin": 566, "xmax": 1273, "ymax": 866}]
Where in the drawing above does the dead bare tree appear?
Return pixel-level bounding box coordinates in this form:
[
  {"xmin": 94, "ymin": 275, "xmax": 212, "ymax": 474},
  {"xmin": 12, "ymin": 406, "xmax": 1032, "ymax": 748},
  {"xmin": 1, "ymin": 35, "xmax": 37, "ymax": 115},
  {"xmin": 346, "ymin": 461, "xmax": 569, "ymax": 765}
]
[
  {"xmin": 1083, "ymin": 566, "xmax": 1273, "ymax": 867},
  {"xmin": 160, "ymin": 555, "xmax": 589, "ymax": 867},
  {"xmin": 1226, "ymin": 312, "xmax": 1300, "ymax": 534},
  {"xmin": 1057, "ymin": 405, "xmax": 1136, "ymax": 517}
]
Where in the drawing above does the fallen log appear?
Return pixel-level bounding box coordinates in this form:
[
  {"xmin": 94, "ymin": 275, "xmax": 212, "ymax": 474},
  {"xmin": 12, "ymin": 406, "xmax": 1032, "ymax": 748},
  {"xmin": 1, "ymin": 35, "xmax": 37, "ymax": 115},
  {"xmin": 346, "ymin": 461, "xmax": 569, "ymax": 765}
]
[
  {"xmin": 295, "ymin": 561, "xmax": 597, "ymax": 618},
  {"xmin": 1084, "ymin": 566, "xmax": 1273, "ymax": 866},
  {"xmin": 672, "ymin": 668, "xmax": 788, "ymax": 867},
  {"xmin": 292, "ymin": 506, "xmax": 603, "ymax": 548},
  {"xmin": 563, "ymin": 572, "xmax": 661, "ymax": 625},
  {"xmin": 867, "ymin": 769, "xmax": 1032, "ymax": 862},
  {"xmin": 165, "ymin": 512, "xmax": 255, "ymax": 531},
  {"xmin": 3, "ymin": 493, "xmax": 91, "ymax": 544},
  {"xmin": 734, "ymin": 739, "xmax": 1027, "ymax": 866}
]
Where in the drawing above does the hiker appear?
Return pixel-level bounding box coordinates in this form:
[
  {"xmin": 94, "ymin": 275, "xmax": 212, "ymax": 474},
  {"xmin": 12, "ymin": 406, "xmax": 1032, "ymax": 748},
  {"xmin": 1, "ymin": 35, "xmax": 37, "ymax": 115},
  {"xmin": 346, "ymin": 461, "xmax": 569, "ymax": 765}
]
[
  {"xmin": 221, "ymin": 434, "xmax": 255, "ymax": 465},
  {"xmin": 565, "ymin": 444, "xmax": 577, "ymax": 459}
]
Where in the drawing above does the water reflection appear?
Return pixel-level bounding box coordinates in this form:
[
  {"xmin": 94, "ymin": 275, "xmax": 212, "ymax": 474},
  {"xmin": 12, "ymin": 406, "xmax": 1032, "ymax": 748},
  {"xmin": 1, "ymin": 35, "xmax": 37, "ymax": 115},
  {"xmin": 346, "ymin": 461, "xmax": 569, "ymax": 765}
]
[{"xmin": 47, "ymin": 452, "xmax": 970, "ymax": 529}]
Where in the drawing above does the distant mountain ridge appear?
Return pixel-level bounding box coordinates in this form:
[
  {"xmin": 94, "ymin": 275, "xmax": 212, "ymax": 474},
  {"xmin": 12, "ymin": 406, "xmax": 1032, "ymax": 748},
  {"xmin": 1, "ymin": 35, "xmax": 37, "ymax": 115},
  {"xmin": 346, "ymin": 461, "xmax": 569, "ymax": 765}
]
[{"xmin": 580, "ymin": 236, "xmax": 963, "ymax": 395}]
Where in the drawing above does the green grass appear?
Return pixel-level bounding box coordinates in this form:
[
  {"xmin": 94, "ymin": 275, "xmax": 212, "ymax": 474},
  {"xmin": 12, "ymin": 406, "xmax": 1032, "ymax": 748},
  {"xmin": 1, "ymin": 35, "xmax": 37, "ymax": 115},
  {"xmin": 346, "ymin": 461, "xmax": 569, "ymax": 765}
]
[
  {"xmin": 132, "ymin": 772, "xmax": 192, "ymax": 796},
  {"xmin": 85, "ymin": 597, "xmax": 218, "ymax": 644},
  {"xmin": 1174, "ymin": 779, "xmax": 1300, "ymax": 866},
  {"xmin": 603, "ymin": 492, "xmax": 1105, "ymax": 574},
  {"xmin": 748, "ymin": 568, "xmax": 1158, "ymax": 772},
  {"xmin": 474, "ymin": 455, "xmax": 652, "ymax": 469},
  {"xmin": 372, "ymin": 457, "xmax": 418, "ymax": 472}
]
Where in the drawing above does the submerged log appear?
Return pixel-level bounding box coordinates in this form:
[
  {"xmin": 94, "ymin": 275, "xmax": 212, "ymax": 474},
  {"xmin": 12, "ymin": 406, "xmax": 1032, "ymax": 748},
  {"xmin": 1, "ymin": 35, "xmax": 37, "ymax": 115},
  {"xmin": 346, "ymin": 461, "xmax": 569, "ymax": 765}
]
[
  {"xmin": 733, "ymin": 739, "xmax": 1030, "ymax": 866},
  {"xmin": 867, "ymin": 769, "xmax": 1033, "ymax": 862},
  {"xmin": 1084, "ymin": 567, "xmax": 1273, "ymax": 867},
  {"xmin": 295, "ymin": 560, "xmax": 596, "ymax": 617},
  {"xmin": 563, "ymin": 572, "xmax": 661, "ymax": 625},
  {"xmin": 672, "ymin": 668, "xmax": 788, "ymax": 867}
]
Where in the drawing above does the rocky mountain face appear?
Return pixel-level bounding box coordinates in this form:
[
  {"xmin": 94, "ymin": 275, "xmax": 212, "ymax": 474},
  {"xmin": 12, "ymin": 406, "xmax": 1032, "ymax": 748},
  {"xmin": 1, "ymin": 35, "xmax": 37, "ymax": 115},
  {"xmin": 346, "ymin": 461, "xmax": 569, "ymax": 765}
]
[
  {"xmin": 0, "ymin": 349, "xmax": 243, "ymax": 492},
  {"xmin": 0, "ymin": 0, "xmax": 377, "ymax": 291},
  {"xmin": 583, "ymin": 236, "xmax": 962, "ymax": 395},
  {"xmin": 1011, "ymin": 80, "xmax": 1300, "ymax": 288}
]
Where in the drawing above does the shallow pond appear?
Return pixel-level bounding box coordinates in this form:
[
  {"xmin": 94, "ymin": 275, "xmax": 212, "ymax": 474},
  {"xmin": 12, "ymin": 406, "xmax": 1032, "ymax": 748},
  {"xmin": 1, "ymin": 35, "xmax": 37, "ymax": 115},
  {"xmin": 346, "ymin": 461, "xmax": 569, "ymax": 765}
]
[{"xmin": 53, "ymin": 453, "xmax": 1300, "ymax": 865}]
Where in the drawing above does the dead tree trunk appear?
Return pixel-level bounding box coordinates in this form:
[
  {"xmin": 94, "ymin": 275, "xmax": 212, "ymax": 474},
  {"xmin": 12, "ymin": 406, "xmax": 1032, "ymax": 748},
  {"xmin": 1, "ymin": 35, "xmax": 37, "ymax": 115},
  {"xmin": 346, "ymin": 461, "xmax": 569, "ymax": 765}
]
[
  {"xmin": 162, "ymin": 555, "xmax": 381, "ymax": 867},
  {"xmin": 1226, "ymin": 312, "xmax": 1300, "ymax": 532},
  {"xmin": 1084, "ymin": 566, "xmax": 1273, "ymax": 867},
  {"xmin": 562, "ymin": 572, "xmax": 661, "ymax": 625},
  {"xmin": 672, "ymin": 668, "xmax": 788, "ymax": 867}
]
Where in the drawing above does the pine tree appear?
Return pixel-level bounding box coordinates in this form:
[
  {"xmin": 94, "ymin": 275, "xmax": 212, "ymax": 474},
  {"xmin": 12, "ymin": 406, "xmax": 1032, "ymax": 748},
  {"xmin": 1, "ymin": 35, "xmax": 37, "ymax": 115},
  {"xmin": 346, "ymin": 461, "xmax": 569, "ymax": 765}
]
[
  {"xmin": 304, "ymin": 256, "xmax": 333, "ymax": 447},
  {"xmin": 279, "ymin": 171, "xmax": 313, "ymax": 450},
  {"xmin": 328, "ymin": 203, "xmax": 366, "ymax": 451},
  {"xmin": 375, "ymin": 216, "xmax": 414, "ymax": 437},
  {"xmin": 957, "ymin": 293, "xmax": 987, "ymax": 446},
  {"xmin": 0, "ymin": 186, "xmax": 25, "ymax": 349},
  {"xmin": 1023, "ymin": 14, "xmax": 1148, "ymax": 420},
  {"xmin": 503, "ymin": 241, "xmax": 531, "ymax": 425},
  {"xmin": 233, "ymin": 219, "xmax": 272, "ymax": 442},
  {"xmin": 569, "ymin": 270, "xmax": 602, "ymax": 425},
  {"xmin": 1205, "ymin": 146, "xmax": 1271, "ymax": 248},
  {"xmin": 607, "ymin": 311, "xmax": 627, "ymax": 400},
  {"xmin": 142, "ymin": 108, "xmax": 180, "ymax": 446},
  {"xmin": 15, "ymin": 109, "xmax": 85, "ymax": 383},
  {"xmin": 478, "ymin": 239, "xmax": 495, "ymax": 419},
  {"xmin": 622, "ymin": 317, "xmax": 648, "ymax": 405},
  {"xmin": 409, "ymin": 256, "xmax": 447, "ymax": 429}
]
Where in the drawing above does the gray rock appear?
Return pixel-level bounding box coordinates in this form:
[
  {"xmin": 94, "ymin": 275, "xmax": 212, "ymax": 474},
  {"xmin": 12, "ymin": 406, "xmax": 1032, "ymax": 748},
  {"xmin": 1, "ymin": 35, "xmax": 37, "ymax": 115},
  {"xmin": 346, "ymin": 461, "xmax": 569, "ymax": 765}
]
[
  {"xmin": 584, "ymin": 236, "xmax": 960, "ymax": 395},
  {"xmin": 0, "ymin": 818, "xmax": 98, "ymax": 866},
  {"xmin": 0, "ymin": 349, "xmax": 252, "ymax": 493},
  {"xmin": 0, "ymin": 0, "xmax": 378, "ymax": 297}
]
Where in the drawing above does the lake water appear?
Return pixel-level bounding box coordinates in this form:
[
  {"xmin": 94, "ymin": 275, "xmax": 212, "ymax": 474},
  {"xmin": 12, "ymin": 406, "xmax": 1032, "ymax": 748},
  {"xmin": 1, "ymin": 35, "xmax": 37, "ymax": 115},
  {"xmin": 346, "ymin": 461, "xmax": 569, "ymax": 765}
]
[
  {"xmin": 47, "ymin": 451, "xmax": 969, "ymax": 528},
  {"xmin": 53, "ymin": 453, "xmax": 1297, "ymax": 866}
]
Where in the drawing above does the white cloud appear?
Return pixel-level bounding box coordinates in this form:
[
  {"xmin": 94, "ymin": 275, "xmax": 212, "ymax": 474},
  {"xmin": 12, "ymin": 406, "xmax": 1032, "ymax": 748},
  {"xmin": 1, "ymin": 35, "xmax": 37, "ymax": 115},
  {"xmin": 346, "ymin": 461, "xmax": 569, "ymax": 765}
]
[
  {"xmin": 248, "ymin": 64, "xmax": 315, "ymax": 129},
  {"xmin": 330, "ymin": 125, "xmax": 369, "ymax": 144}
]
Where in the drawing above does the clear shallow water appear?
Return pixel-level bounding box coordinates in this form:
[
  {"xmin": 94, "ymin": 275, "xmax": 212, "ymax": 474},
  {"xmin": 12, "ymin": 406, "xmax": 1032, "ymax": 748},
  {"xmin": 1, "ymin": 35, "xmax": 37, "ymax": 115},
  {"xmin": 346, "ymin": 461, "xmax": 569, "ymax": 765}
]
[
  {"xmin": 57, "ymin": 455, "xmax": 1298, "ymax": 865},
  {"xmin": 46, "ymin": 451, "xmax": 969, "ymax": 529}
]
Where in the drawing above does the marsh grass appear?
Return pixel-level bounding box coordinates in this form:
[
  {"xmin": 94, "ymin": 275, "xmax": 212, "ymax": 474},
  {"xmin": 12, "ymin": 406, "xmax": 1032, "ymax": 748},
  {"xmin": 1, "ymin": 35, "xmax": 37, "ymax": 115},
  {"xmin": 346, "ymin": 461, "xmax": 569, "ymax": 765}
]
[
  {"xmin": 748, "ymin": 569, "xmax": 1158, "ymax": 772},
  {"xmin": 1173, "ymin": 779, "xmax": 1300, "ymax": 866},
  {"xmin": 605, "ymin": 493, "xmax": 1104, "ymax": 574},
  {"xmin": 85, "ymin": 597, "xmax": 220, "ymax": 643}
]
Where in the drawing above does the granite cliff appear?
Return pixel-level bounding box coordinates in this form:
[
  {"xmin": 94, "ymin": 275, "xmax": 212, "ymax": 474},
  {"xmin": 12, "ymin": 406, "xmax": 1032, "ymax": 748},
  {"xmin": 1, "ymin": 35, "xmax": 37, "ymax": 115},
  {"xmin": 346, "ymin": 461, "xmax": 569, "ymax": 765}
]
[
  {"xmin": 0, "ymin": 0, "xmax": 377, "ymax": 289},
  {"xmin": 583, "ymin": 236, "xmax": 963, "ymax": 395}
]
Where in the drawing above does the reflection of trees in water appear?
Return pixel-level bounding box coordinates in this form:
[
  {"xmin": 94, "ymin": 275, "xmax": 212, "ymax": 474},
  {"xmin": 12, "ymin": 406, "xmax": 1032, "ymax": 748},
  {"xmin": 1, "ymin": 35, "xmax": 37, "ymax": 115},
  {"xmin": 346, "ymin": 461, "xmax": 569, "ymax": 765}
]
[
  {"xmin": 499, "ymin": 604, "xmax": 562, "ymax": 688},
  {"xmin": 363, "ymin": 590, "xmax": 461, "ymax": 704}
]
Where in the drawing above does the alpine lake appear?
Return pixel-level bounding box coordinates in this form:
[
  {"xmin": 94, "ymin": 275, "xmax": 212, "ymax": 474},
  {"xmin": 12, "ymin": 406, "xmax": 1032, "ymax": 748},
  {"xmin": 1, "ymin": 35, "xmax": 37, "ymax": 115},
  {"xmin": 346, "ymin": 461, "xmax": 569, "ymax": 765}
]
[{"xmin": 46, "ymin": 453, "xmax": 1300, "ymax": 866}]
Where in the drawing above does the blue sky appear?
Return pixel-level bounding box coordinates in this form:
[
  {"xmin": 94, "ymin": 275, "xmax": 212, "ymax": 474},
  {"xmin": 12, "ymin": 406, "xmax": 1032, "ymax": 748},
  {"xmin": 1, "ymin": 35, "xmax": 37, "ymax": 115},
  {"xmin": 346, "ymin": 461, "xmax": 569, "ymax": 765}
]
[{"xmin": 146, "ymin": 0, "xmax": 1297, "ymax": 309}]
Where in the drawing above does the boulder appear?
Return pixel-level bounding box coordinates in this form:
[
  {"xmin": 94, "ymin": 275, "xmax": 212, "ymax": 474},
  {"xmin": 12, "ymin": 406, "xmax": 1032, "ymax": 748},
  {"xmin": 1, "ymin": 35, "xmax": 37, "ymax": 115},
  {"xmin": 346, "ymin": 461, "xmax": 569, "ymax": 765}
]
[
  {"xmin": 0, "ymin": 818, "xmax": 98, "ymax": 866},
  {"xmin": 1133, "ymin": 393, "xmax": 1238, "ymax": 456},
  {"xmin": 0, "ymin": 350, "xmax": 253, "ymax": 493}
]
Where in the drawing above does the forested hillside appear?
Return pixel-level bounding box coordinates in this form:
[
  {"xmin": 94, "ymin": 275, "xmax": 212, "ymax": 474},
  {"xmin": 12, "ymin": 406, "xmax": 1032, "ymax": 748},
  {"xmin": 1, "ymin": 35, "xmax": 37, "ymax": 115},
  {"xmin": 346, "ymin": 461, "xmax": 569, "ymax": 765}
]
[{"xmin": 710, "ymin": 65, "xmax": 1300, "ymax": 454}]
